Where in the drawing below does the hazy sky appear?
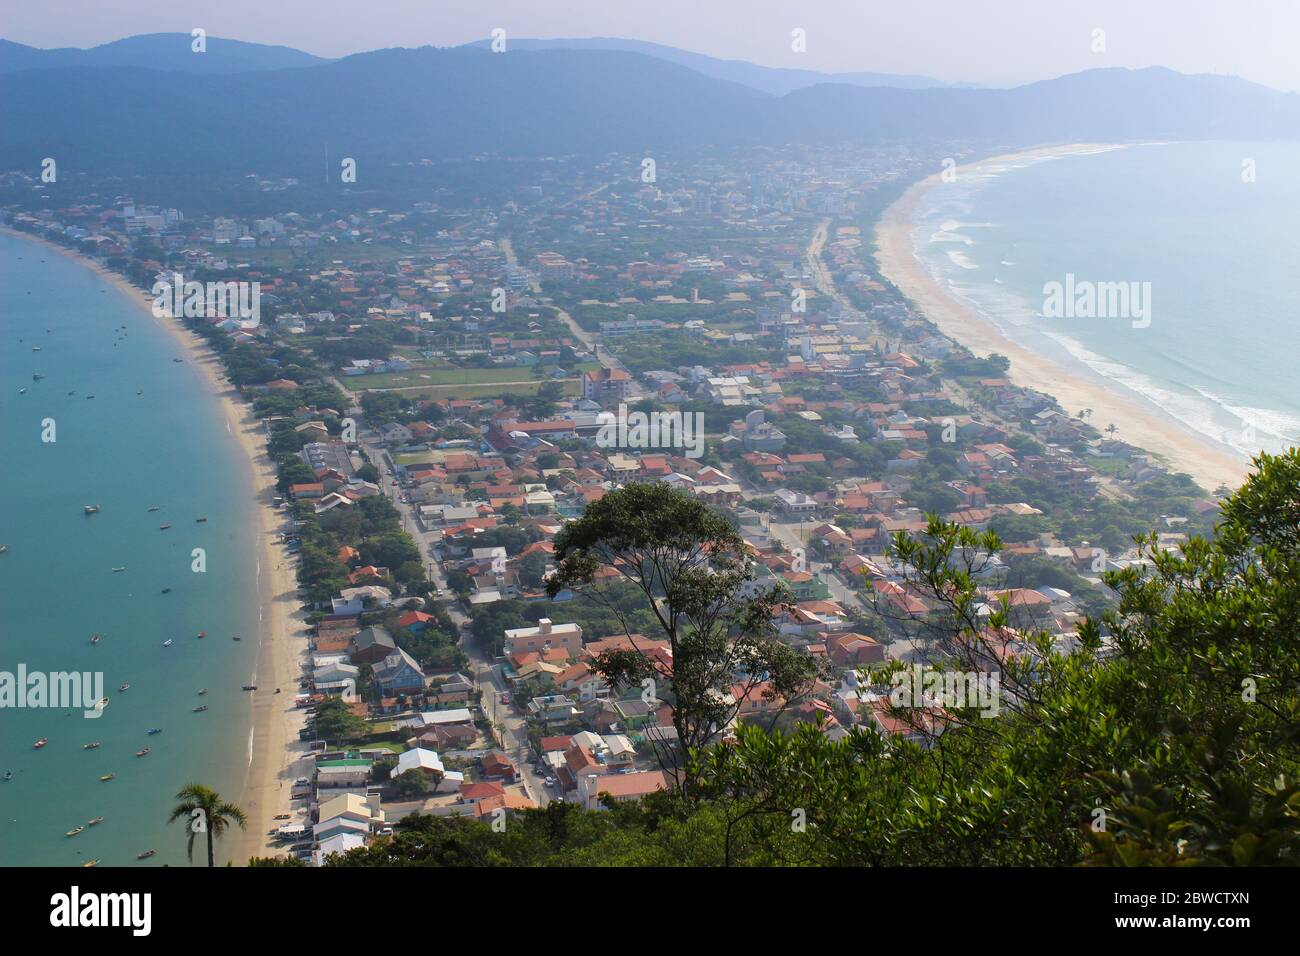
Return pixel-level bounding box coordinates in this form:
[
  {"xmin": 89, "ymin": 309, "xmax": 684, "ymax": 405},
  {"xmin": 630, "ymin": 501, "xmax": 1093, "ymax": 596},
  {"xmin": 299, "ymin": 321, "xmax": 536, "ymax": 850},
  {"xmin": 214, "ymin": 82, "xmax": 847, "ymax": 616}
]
[{"xmin": 8, "ymin": 0, "xmax": 1300, "ymax": 90}]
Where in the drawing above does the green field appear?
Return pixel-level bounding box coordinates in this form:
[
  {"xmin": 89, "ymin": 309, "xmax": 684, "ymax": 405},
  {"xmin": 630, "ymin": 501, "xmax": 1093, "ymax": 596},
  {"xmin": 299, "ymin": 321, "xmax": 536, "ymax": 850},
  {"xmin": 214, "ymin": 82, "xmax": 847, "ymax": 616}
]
[{"xmin": 352, "ymin": 379, "xmax": 581, "ymax": 400}]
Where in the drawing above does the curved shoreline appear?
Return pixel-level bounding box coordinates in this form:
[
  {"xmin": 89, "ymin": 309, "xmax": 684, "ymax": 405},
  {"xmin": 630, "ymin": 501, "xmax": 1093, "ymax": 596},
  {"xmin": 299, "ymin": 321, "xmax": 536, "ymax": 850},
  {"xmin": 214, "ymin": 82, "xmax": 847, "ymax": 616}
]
[
  {"xmin": 874, "ymin": 144, "xmax": 1249, "ymax": 493},
  {"xmin": 1, "ymin": 225, "xmax": 309, "ymax": 865}
]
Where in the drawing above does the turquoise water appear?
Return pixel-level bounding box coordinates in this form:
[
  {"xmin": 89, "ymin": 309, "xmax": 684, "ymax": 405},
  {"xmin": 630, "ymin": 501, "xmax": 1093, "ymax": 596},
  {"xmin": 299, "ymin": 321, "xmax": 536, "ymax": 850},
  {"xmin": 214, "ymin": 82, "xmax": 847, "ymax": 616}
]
[
  {"xmin": 912, "ymin": 141, "xmax": 1300, "ymax": 461},
  {"xmin": 0, "ymin": 232, "xmax": 260, "ymax": 866}
]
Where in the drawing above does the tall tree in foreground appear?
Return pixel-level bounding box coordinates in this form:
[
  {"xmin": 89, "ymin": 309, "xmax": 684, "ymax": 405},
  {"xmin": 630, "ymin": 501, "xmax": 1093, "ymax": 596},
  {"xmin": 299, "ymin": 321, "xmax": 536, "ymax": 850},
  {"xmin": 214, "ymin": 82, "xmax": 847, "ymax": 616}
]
[
  {"xmin": 168, "ymin": 783, "xmax": 248, "ymax": 867},
  {"xmin": 547, "ymin": 482, "xmax": 820, "ymax": 794}
]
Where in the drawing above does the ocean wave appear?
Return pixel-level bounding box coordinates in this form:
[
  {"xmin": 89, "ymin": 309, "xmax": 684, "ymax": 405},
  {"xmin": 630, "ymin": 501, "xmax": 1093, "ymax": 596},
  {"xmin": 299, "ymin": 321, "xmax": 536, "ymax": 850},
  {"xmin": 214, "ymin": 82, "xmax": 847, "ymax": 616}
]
[
  {"xmin": 945, "ymin": 250, "xmax": 980, "ymax": 270},
  {"xmin": 1039, "ymin": 331, "xmax": 1283, "ymax": 458}
]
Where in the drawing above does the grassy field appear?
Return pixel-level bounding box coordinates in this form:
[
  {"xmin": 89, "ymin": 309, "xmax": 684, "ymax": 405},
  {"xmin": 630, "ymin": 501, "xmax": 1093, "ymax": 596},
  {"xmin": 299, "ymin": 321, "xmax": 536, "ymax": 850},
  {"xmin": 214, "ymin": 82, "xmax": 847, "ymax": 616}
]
[
  {"xmin": 352, "ymin": 379, "xmax": 581, "ymax": 400},
  {"xmin": 358, "ymin": 365, "xmax": 549, "ymax": 389}
]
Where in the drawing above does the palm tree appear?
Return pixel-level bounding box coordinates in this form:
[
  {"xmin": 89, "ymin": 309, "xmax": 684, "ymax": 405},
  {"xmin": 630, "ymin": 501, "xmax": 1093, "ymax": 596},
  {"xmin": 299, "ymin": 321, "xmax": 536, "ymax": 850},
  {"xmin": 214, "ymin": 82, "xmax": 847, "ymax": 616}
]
[
  {"xmin": 1105, "ymin": 423, "xmax": 1118, "ymax": 439},
  {"xmin": 168, "ymin": 783, "xmax": 247, "ymax": 867}
]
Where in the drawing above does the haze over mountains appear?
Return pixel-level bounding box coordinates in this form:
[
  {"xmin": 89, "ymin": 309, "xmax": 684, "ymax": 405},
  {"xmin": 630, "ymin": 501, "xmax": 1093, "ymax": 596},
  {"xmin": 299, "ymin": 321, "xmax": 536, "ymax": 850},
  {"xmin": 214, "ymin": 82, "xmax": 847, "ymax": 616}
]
[
  {"xmin": 3, "ymin": 34, "xmax": 1298, "ymax": 186},
  {"xmin": 0, "ymin": 33, "xmax": 327, "ymax": 74}
]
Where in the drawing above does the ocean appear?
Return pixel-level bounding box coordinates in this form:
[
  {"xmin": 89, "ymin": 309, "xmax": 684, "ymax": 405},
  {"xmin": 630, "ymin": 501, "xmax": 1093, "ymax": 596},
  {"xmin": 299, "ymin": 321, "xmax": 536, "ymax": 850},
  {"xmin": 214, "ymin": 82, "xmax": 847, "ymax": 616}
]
[
  {"xmin": 0, "ymin": 232, "xmax": 260, "ymax": 866},
  {"xmin": 910, "ymin": 140, "xmax": 1300, "ymax": 463}
]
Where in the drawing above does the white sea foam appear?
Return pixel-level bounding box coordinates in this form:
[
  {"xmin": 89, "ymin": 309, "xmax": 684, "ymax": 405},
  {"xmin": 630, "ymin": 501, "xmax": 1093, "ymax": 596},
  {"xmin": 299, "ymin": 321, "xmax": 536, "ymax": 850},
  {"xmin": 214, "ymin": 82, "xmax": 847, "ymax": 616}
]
[
  {"xmin": 1038, "ymin": 331, "xmax": 1284, "ymax": 459},
  {"xmin": 946, "ymin": 250, "xmax": 979, "ymax": 270}
]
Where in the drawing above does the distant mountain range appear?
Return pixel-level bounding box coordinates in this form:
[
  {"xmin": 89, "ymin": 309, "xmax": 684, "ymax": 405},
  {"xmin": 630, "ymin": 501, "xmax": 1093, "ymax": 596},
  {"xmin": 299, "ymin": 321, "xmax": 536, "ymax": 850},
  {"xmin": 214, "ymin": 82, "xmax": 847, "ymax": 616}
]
[
  {"xmin": 456, "ymin": 36, "xmax": 971, "ymax": 93},
  {"xmin": 0, "ymin": 33, "xmax": 327, "ymax": 74},
  {"xmin": 0, "ymin": 32, "xmax": 963, "ymax": 93},
  {"xmin": 1, "ymin": 40, "xmax": 1297, "ymax": 184}
]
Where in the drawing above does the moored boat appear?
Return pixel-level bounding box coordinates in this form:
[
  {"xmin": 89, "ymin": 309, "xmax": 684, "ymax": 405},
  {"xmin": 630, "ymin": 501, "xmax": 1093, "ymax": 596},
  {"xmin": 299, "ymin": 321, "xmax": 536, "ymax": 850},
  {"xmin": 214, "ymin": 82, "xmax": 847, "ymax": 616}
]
[
  {"xmin": 146, "ymin": 728, "xmax": 162, "ymax": 735},
  {"xmin": 66, "ymin": 826, "xmax": 84, "ymax": 837},
  {"xmin": 137, "ymin": 849, "xmax": 156, "ymax": 860},
  {"xmin": 90, "ymin": 633, "xmax": 101, "ymax": 645},
  {"xmin": 83, "ymin": 742, "xmax": 100, "ymax": 750},
  {"xmin": 83, "ymin": 859, "xmax": 99, "ymax": 868},
  {"xmin": 193, "ymin": 705, "xmax": 208, "ymax": 713},
  {"xmin": 159, "ymin": 523, "xmax": 171, "ymax": 530},
  {"xmin": 33, "ymin": 738, "xmax": 48, "ymax": 749},
  {"xmin": 135, "ymin": 747, "xmax": 151, "ymax": 757},
  {"xmin": 88, "ymin": 816, "xmax": 104, "ymax": 826},
  {"xmin": 162, "ymin": 639, "xmax": 173, "ymax": 647},
  {"xmin": 100, "ymin": 774, "xmax": 115, "ymax": 782},
  {"xmin": 84, "ymin": 504, "xmax": 100, "ymax": 514}
]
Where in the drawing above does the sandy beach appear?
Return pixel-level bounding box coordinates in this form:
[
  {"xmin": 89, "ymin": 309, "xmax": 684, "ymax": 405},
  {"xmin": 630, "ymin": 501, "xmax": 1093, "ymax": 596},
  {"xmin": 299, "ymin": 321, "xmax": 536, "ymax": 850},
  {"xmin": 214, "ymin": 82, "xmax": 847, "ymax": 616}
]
[
  {"xmin": 2, "ymin": 226, "xmax": 312, "ymax": 864},
  {"xmin": 874, "ymin": 144, "xmax": 1250, "ymax": 494}
]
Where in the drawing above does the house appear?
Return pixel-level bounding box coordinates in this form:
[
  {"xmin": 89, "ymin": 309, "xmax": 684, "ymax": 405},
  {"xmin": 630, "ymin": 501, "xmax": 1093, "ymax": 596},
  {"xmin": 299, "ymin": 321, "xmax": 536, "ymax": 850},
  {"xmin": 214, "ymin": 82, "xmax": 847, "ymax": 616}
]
[
  {"xmin": 351, "ymin": 625, "xmax": 397, "ymax": 665},
  {"xmin": 392, "ymin": 747, "xmax": 445, "ymax": 781},
  {"xmin": 503, "ymin": 618, "xmax": 583, "ymax": 658},
  {"xmin": 373, "ymin": 647, "xmax": 426, "ymax": 697},
  {"xmin": 577, "ymin": 770, "xmax": 669, "ymax": 810},
  {"xmin": 479, "ymin": 751, "xmax": 519, "ymax": 782}
]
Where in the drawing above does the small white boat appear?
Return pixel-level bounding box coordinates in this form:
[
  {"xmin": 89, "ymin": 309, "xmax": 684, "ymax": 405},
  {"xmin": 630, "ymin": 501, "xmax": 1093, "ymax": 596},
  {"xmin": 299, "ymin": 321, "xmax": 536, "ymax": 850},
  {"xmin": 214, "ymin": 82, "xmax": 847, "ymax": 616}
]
[
  {"xmin": 162, "ymin": 639, "xmax": 174, "ymax": 648},
  {"xmin": 84, "ymin": 505, "xmax": 100, "ymax": 515}
]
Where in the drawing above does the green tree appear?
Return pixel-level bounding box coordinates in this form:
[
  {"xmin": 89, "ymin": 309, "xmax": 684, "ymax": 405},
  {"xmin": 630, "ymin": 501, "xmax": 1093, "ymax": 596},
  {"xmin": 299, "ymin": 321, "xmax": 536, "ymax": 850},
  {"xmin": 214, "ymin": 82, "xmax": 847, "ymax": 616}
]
[
  {"xmin": 548, "ymin": 483, "xmax": 821, "ymax": 794},
  {"xmin": 168, "ymin": 783, "xmax": 248, "ymax": 867}
]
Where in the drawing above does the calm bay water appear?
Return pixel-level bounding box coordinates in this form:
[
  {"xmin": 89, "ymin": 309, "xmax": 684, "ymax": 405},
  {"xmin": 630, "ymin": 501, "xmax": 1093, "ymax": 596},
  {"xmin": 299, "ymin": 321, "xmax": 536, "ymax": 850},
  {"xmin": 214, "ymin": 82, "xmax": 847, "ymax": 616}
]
[
  {"xmin": 912, "ymin": 140, "xmax": 1300, "ymax": 461},
  {"xmin": 0, "ymin": 232, "xmax": 260, "ymax": 866}
]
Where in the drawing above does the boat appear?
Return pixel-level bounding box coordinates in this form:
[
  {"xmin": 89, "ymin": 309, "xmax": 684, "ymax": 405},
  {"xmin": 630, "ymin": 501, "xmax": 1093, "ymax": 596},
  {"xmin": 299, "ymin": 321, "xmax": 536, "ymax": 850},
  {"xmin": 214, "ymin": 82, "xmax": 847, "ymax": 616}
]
[
  {"xmin": 82, "ymin": 742, "xmax": 100, "ymax": 750},
  {"xmin": 137, "ymin": 849, "xmax": 156, "ymax": 860},
  {"xmin": 118, "ymin": 682, "xmax": 129, "ymax": 692},
  {"xmin": 31, "ymin": 346, "xmax": 40, "ymax": 352},
  {"xmin": 146, "ymin": 728, "xmax": 162, "ymax": 735},
  {"xmin": 161, "ymin": 587, "xmax": 171, "ymax": 594},
  {"xmin": 159, "ymin": 523, "xmax": 171, "ymax": 530},
  {"xmin": 32, "ymin": 373, "xmax": 44, "ymax": 381},
  {"xmin": 83, "ymin": 859, "xmax": 100, "ymax": 868},
  {"xmin": 88, "ymin": 816, "xmax": 104, "ymax": 826},
  {"xmin": 242, "ymin": 684, "xmax": 257, "ymax": 691},
  {"xmin": 0, "ymin": 545, "xmax": 8, "ymax": 554},
  {"xmin": 96, "ymin": 697, "xmax": 109, "ymax": 710},
  {"xmin": 162, "ymin": 639, "xmax": 173, "ymax": 648},
  {"xmin": 84, "ymin": 505, "xmax": 100, "ymax": 514},
  {"xmin": 112, "ymin": 567, "xmax": 126, "ymax": 573},
  {"xmin": 197, "ymin": 688, "xmax": 207, "ymax": 696},
  {"xmin": 18, "ymin": 387, "xmax": 27, "ymax": 395},
  {"xmin": 66, "ymin": 826, "xmax": 84, "ymax": 837},
  {"xmin": 4, "ymin": 770, "xmax": 13, "ymax": 781},
  {"xmin": 147, "ymin": 506, "xmax": 159, "ymax": 512},
  {"xmin": 135, "ymin": 747, "xmax": 151, "ymax": 757},
  {"xmin": 193, "ymin": 705, "xmax": 207, "ymax": 713},
  {"xmin": 197, "ymin": 630, "xmax": 206, "ymax": 639},
  {"xmin": 173, "ymin": 357, "xmax": 183, "ymax": 363},
  {"xmin": 90, "ymin": 633, "xmax": 101, "ymax": 645},
  {"xmin": 196, "ymin": 517, "xmax": 208, "ymax": 523},
  {"xmin": 33, "ymin": 738, "xmax": 48, "ymax": 749},
  {"xmin": 232, "ymin": 636, "xmax": 242, "ymax": 642},
  {"xmin": 99, "ymin": 774, "xmax": 115, "ymax": 782}
]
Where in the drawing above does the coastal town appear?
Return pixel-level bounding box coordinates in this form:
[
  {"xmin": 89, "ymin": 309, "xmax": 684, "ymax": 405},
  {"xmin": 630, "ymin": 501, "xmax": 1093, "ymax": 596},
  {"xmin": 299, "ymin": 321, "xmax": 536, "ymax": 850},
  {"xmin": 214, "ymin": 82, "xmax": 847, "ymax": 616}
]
[{"xmin": 2, "ymin": 142, "xmax": 1233, "ymax": 865}]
